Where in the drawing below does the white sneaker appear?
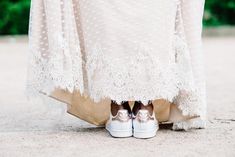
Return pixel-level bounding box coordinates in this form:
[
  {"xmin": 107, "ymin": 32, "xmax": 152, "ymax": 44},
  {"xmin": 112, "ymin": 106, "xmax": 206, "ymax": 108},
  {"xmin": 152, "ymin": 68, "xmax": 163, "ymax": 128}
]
[
  {"xmin": 132, "ymin": 109, "xmax": 159, "ymax": 139},
  {"xmin": 105, "ymin": 109, "xmax": 132, "ymax": 137}
]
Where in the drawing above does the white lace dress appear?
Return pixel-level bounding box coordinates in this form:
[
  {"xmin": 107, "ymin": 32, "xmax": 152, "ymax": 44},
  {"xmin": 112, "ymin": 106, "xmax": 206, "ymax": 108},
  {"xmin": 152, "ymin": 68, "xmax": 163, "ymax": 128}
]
[{"xmin": 26, "ymin": 0, "xmax": 206, "ymax": 130}]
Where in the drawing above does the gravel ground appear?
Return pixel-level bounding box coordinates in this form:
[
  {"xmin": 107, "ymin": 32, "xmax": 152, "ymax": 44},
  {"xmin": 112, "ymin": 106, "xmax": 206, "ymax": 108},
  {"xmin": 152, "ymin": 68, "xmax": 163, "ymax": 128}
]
[{"xmin": 0, "ymin": 36, "xmax": 234, "ymax": 157}]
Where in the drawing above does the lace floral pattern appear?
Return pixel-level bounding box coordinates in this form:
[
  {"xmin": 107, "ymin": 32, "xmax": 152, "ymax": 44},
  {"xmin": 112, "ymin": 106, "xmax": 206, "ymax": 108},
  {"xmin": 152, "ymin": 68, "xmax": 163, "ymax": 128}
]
[
  {"xmin": 26, "ymin": 0, "xmax": 84, "ymax": 97},
  {"xmin": 26, "ymin": 0, "xmax": 206, "ymax": 130}
]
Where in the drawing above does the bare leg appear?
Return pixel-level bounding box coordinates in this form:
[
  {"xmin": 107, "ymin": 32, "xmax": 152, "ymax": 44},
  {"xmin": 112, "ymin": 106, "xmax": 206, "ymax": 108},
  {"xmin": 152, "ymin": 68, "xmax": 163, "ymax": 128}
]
[
  {"xmin": 132, "ymin": 100, "xmax": 153, "ymax": 116},
  {"xmin": 111, "ymin": 100, "xmax": 131, "ymax": 116}
]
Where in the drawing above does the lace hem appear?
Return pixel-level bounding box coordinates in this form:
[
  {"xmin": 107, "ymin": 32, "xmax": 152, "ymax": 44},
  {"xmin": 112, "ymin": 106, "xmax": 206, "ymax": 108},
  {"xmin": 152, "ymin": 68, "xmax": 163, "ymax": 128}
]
[
  {"xmin": 26, "ymin": 0, "xmax": 85, "ymax": 100},
  {"xmin": 172, "ymin": 117, "xmax": 207, "ymax": 131},
  {"xmin": 83, "ymin": 34, "xmax": 205, "ymax": 118}
]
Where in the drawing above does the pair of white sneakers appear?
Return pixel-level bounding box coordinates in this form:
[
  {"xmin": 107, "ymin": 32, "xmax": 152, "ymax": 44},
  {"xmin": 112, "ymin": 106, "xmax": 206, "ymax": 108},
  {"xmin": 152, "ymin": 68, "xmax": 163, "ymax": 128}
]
[{"xmin": 105, "ymin": 108, "xmax": 159, "ymax": 138}]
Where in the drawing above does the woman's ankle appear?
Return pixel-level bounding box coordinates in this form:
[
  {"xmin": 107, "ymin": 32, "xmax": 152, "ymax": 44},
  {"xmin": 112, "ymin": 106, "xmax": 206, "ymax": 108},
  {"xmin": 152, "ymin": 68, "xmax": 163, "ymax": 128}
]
[
  {"xmin": 111, "ymin": 100, "xmax": 130, "ymax": 116},
  {"xmin": 132, "ymin": 101, "xmax": 153, "ymax": 116}
]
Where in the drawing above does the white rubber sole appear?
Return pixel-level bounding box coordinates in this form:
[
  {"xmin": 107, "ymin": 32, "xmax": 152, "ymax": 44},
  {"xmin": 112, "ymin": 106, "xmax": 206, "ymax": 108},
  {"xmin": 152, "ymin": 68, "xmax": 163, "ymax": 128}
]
[
  {"xmin": 106, "ymin": 127, "xmax": 132, "ymax": 138},
  {"xmin": 133, "ymin": 128, "xmax": 158, "ymax": 139}
]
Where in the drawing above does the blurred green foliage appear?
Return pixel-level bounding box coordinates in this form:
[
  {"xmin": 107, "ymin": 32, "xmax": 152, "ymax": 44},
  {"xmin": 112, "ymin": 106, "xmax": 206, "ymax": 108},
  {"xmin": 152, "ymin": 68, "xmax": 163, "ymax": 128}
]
[
  {"xmin": 0, "ymin": 0, "xmax": 30, "ymax": 35},
  {"xmin": 204, "ymin": 0, "xmax": 235, "ymax": 26},
  {"xmin": 0, "ymin": 0, "xmax": 235, "ymax": 35}
]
